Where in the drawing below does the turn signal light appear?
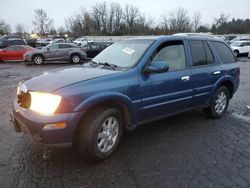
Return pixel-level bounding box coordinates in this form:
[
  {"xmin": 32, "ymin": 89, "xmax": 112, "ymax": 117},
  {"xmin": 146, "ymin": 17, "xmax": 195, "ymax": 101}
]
[{"xmin": 43, "ymin": 122, "xmax": 66, "ymax": 130}]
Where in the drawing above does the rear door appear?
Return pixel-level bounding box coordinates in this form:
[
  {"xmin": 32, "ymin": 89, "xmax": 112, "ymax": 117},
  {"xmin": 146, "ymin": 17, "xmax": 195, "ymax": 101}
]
[
  {"xmin": 140, "ymin": 40, "xmax": 193, "ymax": 121},
  {"xmin": 188, "ymin": 40, "xmax": 222, "ymax": 106},
  {"xmin": 58, "ymin": 44, "xmax": 73, "ymax": 60},
  {"xmin": 211, "ymin": 41, "xmax": 239, "ymax": 88}
]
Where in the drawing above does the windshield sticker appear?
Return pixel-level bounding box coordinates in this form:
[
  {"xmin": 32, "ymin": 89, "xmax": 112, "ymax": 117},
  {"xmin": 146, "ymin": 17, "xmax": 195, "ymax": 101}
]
[{"xmin": 123, "ymin": 47, "xmax": 135, "ymax": 55}]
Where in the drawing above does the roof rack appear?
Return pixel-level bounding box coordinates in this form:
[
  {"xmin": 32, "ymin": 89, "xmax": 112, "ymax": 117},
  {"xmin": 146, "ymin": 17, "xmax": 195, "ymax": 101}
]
[{"xmin": 173, "ymin": 33, "xmax": 219, "ymax": 39}]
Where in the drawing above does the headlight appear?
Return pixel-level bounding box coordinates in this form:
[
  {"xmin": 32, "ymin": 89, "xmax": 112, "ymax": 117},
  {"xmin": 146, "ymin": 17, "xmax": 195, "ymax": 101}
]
[{"xmin": 29, "ymin": 92, "xmax": 62, "ymax": 114}]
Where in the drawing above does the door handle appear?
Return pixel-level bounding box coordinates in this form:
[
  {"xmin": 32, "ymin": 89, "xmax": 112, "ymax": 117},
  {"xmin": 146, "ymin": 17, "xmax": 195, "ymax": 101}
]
[
  {"xmin": 181, "ymin": 76, "xmax": 190, "ymax": 81},
  {"xmin": 213, "ymin": 71, "xmax": 221, "ymax": 75}
]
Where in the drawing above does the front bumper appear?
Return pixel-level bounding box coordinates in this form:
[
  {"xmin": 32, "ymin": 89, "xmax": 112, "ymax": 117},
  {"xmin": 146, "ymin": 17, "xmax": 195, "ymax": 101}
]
[
  {"xmin": 11, "ymin": 97, "xmax": 85, "ymax": 147},
  {"xmin": 23, "ymin": 55, "xmax": 32, "ymax": 62}
]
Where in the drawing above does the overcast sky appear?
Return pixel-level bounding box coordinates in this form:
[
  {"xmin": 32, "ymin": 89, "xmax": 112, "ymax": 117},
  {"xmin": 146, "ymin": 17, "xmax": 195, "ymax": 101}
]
[{"xmin": 1, "ymin": 0, "xmax": 250, "ymax": 32}]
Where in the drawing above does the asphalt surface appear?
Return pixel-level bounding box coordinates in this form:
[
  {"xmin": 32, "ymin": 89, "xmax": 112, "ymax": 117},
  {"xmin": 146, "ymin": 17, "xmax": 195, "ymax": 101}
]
[{"xmin": 0, "ymin": 58, "xmax": 250, "ymax": 188}]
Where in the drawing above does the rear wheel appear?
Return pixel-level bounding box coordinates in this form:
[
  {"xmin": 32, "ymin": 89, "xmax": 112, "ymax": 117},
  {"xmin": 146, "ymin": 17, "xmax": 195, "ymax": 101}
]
[
  {"xmin": 32, "ymin": 55, "xmax": 44, "ymax": 65},
  {"xmin": 71, "ymin": 54, "xmax": 81, "ymax": 64},
  {"xmin": 206, "ymin": 86, "xmax": 230, "ymax": 118},
  {"xmin": 77, "ymin": 107, "xmax": 123, "ymax": 161}
]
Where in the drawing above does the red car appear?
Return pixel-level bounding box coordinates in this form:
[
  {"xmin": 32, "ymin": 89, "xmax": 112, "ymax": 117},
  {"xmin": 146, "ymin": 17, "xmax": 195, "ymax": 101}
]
[{"xmin": 0, "ymin": 45, "xmax": 34, "ymax": 62}]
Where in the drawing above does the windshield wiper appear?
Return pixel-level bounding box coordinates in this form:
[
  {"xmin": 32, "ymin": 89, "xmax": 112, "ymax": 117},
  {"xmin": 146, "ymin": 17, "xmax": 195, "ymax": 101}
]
[{"xmin": 98, "ymin": 62, "xmax": 118, "ymax": 70}]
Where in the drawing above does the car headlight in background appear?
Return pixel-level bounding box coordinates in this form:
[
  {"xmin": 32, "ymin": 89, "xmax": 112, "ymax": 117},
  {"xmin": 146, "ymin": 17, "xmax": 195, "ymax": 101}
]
[{"xmin": 29, "ymin": 92, "xmax": 61, "ymax": 114}]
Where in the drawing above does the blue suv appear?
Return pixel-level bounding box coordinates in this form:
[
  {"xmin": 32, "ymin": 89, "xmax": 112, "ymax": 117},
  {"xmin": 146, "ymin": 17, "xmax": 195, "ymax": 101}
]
[{"xmin": 11, "ymin": 35, "xmax": 240, "ymax": 161}]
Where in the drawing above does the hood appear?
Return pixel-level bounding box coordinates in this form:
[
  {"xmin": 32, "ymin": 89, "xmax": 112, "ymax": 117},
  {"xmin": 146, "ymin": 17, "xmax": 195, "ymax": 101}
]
[{"xmin": 22, "ymin": 66, "xmax": 118, "ymax": 92}]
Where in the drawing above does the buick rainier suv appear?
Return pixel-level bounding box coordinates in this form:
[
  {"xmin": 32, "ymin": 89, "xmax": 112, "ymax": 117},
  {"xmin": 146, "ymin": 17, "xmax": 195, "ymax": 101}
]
[{"xmin": 11, "ymin": 35, "xmax": 240, "ymax": 161}]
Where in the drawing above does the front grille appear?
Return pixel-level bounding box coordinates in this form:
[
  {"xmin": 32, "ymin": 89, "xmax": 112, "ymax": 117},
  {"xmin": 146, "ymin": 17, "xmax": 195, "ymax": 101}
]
[{"xmin": 17, "ymin": 92, "xmax": 31, "ymax": 109}]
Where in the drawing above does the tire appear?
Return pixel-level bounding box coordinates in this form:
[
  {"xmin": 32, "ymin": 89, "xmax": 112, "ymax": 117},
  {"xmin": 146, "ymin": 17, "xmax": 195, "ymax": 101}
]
[
  {"xmin": 77, "ymin": 107, "xmax": 123, "ymax": 161},
  {"xmin": 71, "ymin": 54, "xmax": 81, "ymax": 64},
  {"xmin": 32, "ymin": 55, "xmax": 44, "ymax": 65},
  {"xmin": 206, "ymin": 86, "xmax": 230, "ymax": 118},
  {"xmin": 233, "ymin": 50, "xmax": 239, "ymax": 57}
]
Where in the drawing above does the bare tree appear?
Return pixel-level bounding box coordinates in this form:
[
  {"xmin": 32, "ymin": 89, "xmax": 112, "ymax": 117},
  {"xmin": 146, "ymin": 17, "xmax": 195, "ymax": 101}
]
[
  {"xmin": 167, "ymin": 7, "xmax": 192, "ymax": 33},
  {"xmin": 214, "ymin": 13, "xmax": 229, "ymax": 28},
  {"xmin": 192, "ymin": 11, "xmax": 201, "ymax": 32},
  {"xmin": 32, "ymin": 9, "xmax": 53, "ymax": 36},
  {"xmin": 0, "ymin": 20, "xmax": 11, "ymax": 35},
  {"xmin": 161, "ymin": 14, "xmax": 169, "ymax": 33},
  {"xmin": 113, "ymin": 3, "xmax": 123, "ymax": 34},
  {"xmin": 15, "ymin": 23, "xmax": 25, "ymax": 36},
  {"xmin": 124, "ymin": 4, "xmax": 140, "ymax": 33}
]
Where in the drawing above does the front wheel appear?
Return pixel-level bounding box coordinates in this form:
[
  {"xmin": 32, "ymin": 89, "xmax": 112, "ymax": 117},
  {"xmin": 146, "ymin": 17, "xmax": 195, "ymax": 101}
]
[
  {"xmin": 206, "ymin": 86, "xmax": 230, "ymax": 118},
  {"xmin": 77, "ymin": 108, "xmax": 123, "ymax": 161},
  {"xmin": 32, "ymin": 55, "xmax": 44, "ymax": 65},
  {"xmin": 71, "ymin": 54, "xmax": 81, "ymax": 64},
  {"xmin": 234, "ymin": 50, "xmax": 239, "ymax": 57}
]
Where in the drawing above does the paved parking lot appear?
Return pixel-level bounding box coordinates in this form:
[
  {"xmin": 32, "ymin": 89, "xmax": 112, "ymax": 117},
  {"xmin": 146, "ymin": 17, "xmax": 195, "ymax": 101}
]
[{"xmin": 0, "ymin": 58, "xmax": 250, "ymax": 188}]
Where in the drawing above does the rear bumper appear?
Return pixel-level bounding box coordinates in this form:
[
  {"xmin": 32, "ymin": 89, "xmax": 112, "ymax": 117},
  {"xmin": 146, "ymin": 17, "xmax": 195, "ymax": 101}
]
[{"xmin": 11, "ymin": 98, "xmax": 85, "ymax": 147}]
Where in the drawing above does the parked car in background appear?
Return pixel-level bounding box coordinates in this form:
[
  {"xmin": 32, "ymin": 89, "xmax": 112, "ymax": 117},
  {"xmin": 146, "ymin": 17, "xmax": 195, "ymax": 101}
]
[
  {"xmin": 51, "ymin": 38, "xmax": 65, "ymax": 44},
  {"xmin": 12, "ymin": 35, "xmax": 240, "ymax": 161},
  {"xmin": 24, "ymin": 43, "xmax": 86, "ymax": 64},
  {"xmin": 66, "ymin": 37, "xmax": 76, "ymax": 43},
  {"xmin": 229, "ymin": 37, "xmax": 250, "ymax": 44},
  {"xmin": 0, "ymin": 45, "xmax": 33, "ymax": 62},
  {"xmin": 82, "ymin": 43, "xmax": 108, "ymax": 58},
  {"xmin": 224, "ymin": 35, "xmax": 236, "ymax": 44},
  {"xmin": 25, "ymin": 38, "xmax": 37, "ymax": 47},
  {"xmin": 0, "ymin": 38, "xmax": 27, "ymax": 48},
  {"xmin": 73, "ymin": 37, "xmax": 88, "ymax": 46},
  {"xmin": 230, "ymin": 41, "xmax": 250, "ymax": 56},
  {"xmin": 36, "ymin": 38, "xmax": 52, "ymax": 47}
]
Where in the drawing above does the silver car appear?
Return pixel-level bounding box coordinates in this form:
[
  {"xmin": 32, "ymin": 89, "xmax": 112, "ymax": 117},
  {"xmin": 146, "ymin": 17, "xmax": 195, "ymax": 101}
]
[{"xmin": 24, "ymin": 43, "xmax": 87, "ymax": 65}]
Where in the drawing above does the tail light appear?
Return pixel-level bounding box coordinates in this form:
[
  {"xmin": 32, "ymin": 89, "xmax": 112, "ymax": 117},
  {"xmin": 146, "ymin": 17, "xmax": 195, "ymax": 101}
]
[{"xmin": 80, "ymin": 48, "xmax": 86, "ymax": 51}]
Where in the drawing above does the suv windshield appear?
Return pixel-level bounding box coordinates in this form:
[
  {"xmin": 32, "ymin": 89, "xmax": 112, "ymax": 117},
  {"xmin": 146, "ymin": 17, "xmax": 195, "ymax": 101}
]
[{"xmin": 92, "ymin": 39, "xmax": 154, "ymax": 68}]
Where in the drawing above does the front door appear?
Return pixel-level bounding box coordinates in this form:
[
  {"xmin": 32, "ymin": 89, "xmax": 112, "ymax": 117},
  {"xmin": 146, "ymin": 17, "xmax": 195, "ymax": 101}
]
[{"xmin": 139, "ymin": 40, "xmax": 193, "ymax": 121}]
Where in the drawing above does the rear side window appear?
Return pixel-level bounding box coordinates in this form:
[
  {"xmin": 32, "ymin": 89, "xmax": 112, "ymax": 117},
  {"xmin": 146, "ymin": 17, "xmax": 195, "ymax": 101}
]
[
  {"xmin": 211, "ymin": 41, "xmax": 235, "ymax": 63},
  {"xmin": 59, "ymin": 44, "xmax": 72, "ymax": 49},
  {"xmin": 189, "ymin": 41, "xmax": 213, "ymax": 67}
]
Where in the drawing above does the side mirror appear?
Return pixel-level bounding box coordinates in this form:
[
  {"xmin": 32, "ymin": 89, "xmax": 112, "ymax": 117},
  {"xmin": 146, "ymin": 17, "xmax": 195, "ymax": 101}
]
[
  {"xmin": 46, "ymin": 48, "xmax": 50, "ymax": 51},
  {"xmin": 144, "ymin": 60, "xmax": 169, "ymax": 74}
]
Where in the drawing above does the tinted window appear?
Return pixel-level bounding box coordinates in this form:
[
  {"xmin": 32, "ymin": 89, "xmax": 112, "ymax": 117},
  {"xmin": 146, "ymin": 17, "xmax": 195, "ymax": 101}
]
[
  {"xmin": 59, "ymin": 44, "xmax": 72, "ymax": 49},
  {"xmin": 212, "ymin": 41, "xmax": 235, "ymax": 63},
  {"xmin": 204, "ymin": 42, "xmax": 214, "ymax": 64},
  {"xmin": 11, "ymin": 40, "xmax": 24, "ymax": 45},
  {"xmin": 189, "ymin": 41, "xmax": 208, "ymax": 66},
  {"xmin": 152, "ymin": 41, "xmax": 186, "ymax": 71}
]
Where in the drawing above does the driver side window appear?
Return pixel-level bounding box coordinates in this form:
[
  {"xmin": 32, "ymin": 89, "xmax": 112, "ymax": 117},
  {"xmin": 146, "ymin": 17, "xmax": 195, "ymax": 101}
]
[{"xmin": 152, "ymin": 41, "xmax": 186, "ymax": 71}]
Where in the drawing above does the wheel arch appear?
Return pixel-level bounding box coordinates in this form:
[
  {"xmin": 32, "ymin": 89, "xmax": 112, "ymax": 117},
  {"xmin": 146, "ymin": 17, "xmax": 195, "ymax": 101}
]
[
  {"xmin": 75, "ymin": 93, "xmax": 138, "ymax": 131},
  {"xmin": 213, "ymin": 77, "xmax": 235, "ymax": 99}
]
